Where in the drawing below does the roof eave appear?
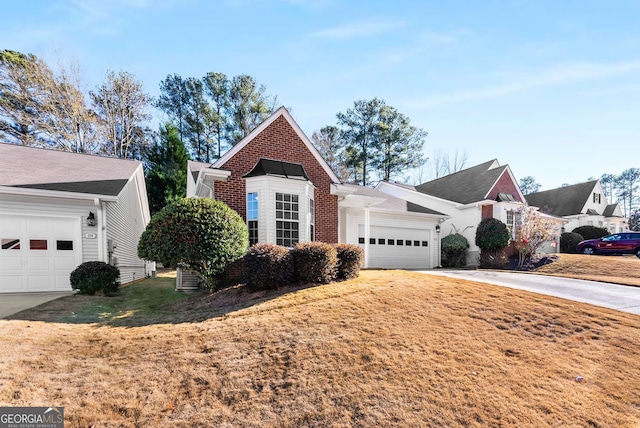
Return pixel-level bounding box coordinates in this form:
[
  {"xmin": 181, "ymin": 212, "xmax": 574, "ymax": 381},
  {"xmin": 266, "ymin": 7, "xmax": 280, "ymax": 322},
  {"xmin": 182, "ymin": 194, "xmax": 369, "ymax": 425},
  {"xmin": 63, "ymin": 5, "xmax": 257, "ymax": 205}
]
[{"xmin": 0, "ymin": 185, "xmax": 118, "ymax": 202}]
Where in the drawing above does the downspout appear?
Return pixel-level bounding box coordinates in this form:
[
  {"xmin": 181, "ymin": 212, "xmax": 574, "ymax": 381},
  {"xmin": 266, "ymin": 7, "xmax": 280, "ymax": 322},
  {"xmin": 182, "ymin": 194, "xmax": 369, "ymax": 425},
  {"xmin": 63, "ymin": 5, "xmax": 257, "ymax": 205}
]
[
  {"xmin": 101, "ymin": 200, "xmax": 108, "ymax": 263},
  {"xmin": 364, "ymin": 207, "xmax": 371, "ymax": 268},
  {"xmin": 94, "ymin": 198, "xmax": 104, "ymax": 262}
]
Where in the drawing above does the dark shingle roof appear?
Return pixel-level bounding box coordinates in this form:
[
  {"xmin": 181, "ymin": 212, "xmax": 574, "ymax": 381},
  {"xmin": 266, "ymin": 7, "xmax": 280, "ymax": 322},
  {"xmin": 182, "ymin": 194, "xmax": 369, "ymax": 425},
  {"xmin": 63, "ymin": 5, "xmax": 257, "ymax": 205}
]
[
  {"xmin": 243, "ymin": 158, "xmax": 309, "ymax": 180},
  {"xmin": 12, "ymin": 180, "xmax": 129, "ymax": 196},
  {"xmin": 0, "ymin": 143, "xmax": 140, "ymax": 197},
  {"xmin": 414, "ymin": 160, "xmax": 506, "ymax": 204},
  {"xmin": 524, "ymin": 180, "xmax": 597, "ymax": 216},
  {"xmin": 603, "ymin": 204, "xmax": 621, "ymax": 217}
]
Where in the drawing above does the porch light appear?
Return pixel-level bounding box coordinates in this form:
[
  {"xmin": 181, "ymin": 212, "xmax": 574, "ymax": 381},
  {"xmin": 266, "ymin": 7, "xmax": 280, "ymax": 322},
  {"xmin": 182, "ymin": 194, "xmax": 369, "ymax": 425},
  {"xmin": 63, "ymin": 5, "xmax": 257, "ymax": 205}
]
[
  {"xmin": 435, "ymin": 224, "xmax": 441, "ymax": 234},
  {"xmin": 87, "ymin": 212, "xmax": 97, "ymax": 227}
]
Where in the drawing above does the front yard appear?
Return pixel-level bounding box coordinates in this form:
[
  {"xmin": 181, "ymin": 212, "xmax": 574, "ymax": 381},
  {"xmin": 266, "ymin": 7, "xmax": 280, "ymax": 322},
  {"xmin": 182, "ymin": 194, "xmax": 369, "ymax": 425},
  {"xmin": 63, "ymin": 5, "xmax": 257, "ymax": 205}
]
[{"xmin": 1, "ymin": 268, "xmax": 639, "ymax": 427}]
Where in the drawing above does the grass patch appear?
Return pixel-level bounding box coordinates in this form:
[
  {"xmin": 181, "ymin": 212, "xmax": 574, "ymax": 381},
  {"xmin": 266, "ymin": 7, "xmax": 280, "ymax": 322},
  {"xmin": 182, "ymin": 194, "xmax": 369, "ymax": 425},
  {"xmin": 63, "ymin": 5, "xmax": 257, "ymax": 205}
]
[
  {"xmin": 1, "ymin": 270, "xmax": 639, "ymax": 427},
  {"xmin": 7, "ymin": 277, "xmax": 191, "ymax": 326}
]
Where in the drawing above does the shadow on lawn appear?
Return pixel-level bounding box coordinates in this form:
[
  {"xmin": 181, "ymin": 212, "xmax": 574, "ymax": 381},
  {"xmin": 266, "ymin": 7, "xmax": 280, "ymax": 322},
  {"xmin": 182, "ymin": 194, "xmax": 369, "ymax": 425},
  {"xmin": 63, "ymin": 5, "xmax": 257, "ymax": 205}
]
[{"xmin": 4, "ymin": 276, "xmax": 321, "ymax": 327}]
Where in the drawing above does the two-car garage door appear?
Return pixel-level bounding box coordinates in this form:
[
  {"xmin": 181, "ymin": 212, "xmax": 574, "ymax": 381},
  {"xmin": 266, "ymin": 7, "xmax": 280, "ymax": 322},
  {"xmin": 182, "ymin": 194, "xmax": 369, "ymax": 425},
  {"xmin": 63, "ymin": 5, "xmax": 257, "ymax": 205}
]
[
  {"xmin": 0, "ymin": 214, "xmax": 80, "ymax": 293},
  {"xmin": 359, "ymin": 225, "xmax": 432, "ymax": 269}
]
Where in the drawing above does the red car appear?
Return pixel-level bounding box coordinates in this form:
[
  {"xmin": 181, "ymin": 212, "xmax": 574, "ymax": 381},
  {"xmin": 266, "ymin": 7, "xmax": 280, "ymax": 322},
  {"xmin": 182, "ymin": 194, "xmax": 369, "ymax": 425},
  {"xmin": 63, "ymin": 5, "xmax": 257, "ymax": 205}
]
[{"xmin": 576, "ymin": 232, "xmax": 640, "ymax": 257}]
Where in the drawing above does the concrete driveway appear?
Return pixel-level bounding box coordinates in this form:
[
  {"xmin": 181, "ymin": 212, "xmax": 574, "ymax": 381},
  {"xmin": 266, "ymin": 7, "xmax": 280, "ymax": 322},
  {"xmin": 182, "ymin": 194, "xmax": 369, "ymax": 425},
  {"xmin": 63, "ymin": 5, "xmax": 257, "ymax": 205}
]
[
  {"xmin": 0, "ymin": 292, "xmax": 73, "ymax": 319},
  {"xmin": 418, "ymin": 270, "xmax": 640, "ymax": 315}
]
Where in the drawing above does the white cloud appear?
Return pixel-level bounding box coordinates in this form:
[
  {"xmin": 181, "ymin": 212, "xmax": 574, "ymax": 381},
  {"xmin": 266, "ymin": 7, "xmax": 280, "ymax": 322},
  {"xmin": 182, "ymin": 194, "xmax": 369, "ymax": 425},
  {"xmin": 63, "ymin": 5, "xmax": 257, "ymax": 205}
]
[
  {"xmin": 311, "ymin": 18, "xmax": 405, "ymax": 40},
  {"xmin": 410, "ymin": 58, "xmax": 640, "ymax": 108}
]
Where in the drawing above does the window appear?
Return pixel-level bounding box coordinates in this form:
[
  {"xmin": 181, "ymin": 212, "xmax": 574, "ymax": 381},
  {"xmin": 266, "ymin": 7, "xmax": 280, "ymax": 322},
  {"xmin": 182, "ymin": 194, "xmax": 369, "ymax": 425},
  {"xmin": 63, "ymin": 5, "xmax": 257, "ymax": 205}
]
[
  {"xmin": 29, "ymin": 239, "xmax": 47, "ymax": 250},
  {"xmin": 388, "ymin": 239, "xmax": 395, "ymax": 245},
  {"xmin": 506, "ymin": 210, "xmax": 523, "ymax": 238},
  {"xmin": 397, "ymin": 240, "xmax": 403, "ymax": 246},
  {"xmin": 414, "ymin": 240, "xmax": 420, "ymax": 247},
  {"xmin": 309, "ymin": 198, "xmax": 315, "ymax": 241},
  {"xmin": 378, "ymin": 239, "xmax": 385, "ymax": 245},
  {"xmin": 593, "ymin": 193, "xmax": 601, "ymax": 203},
  {"xmin": 422, "ymin": 241, "xmax": 428, "ymax": 247},
  {"xmin": 369, "ymin": 238, "xmax": 375, "ymax": 244},
  {"xmin": 276, "ymin": 193, "xmax": 299, "ymax": 247},
  {"xmin": 405, "ymin": 240, "xmax": 412, "ymax": 246},
  {"xmin": 247, "ymin": 192, "xmax": 259, "ymax": 245},
  {"xmin": 1, "ymin": 239, "xmax": 20, "ymax": 250},
  {"xmin": 56, "ymin": 240, "xmax": 73, "ymax": 251},
  {"xmin": 358, "ymin": 237, "xmax": 365, "ymax": 244}
]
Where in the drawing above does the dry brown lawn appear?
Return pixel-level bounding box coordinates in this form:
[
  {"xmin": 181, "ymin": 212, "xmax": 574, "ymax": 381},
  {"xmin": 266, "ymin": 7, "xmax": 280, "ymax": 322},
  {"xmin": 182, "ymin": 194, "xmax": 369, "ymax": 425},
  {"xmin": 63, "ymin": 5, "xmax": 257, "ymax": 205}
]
[
  {"xmin": 1, "ymin": 270, "xmax": 639, "ymax": 427},
  {"xmin": 535, "ymin": 253, "xmax": 640, "ymax": 286}
]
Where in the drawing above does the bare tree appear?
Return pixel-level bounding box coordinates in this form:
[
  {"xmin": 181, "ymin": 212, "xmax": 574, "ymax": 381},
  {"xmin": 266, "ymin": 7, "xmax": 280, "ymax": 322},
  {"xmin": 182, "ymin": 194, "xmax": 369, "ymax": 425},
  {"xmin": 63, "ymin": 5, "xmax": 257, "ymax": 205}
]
[
  {"xmin": 427, "ymin": 148, "xmax": 468, "ymax": 180},
  {"xmin": 311, "ymin": 125, "xmax": 350, "ymax": 182},
  {"xmin": 0, "ymin": 50, "xmax": 95, "ymax": 151},
  {"xmin": 91, "ymin": 70, "xmax": 152, "ymax": 159}
]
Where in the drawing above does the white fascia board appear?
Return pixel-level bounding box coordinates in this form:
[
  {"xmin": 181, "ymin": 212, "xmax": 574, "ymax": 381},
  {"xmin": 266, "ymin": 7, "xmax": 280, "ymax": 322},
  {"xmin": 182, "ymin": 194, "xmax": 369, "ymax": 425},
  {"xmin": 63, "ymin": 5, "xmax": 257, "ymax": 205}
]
[
  {"xmin": 195, "ymin": 168, "xmax": 231, "ymax": 197},
  {"xmin": 133, "ymin": 164, "xmax": 152, "ymax": 224},
  {"xmin": 0, "ymin": 185, "xmax": 117, "ymax": 202},
  {"xmin": 368, "ymin": 207, "xmax": 449, "ymax": 220},
  {"xmin": 376, "ymin": 181, "xmax": 459, "ymax": 207},
  {"xmin": 331, "ymin": 183, "xmax": 357, "ymax": 197},
  {"xmin": 212, "ymin": 107, "xmax": 341, "ymax": 184}
]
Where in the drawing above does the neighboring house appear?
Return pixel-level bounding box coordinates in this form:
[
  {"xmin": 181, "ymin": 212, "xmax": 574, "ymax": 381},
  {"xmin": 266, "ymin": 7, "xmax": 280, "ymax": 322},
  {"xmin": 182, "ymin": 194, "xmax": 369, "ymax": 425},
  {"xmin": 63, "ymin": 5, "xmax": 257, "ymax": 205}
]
[
  {"xmin": 376, "ymin": 159, "xmax": 561, "ymax": 264},
  {"xmin": 0, "ymin": 143, "xmax": 152, "ymax": 293},
  {"xmin": 525, "ymin": 180, "xmax": 627, "ymax": 234},
  {"xmin": 186, "ymin": 107, "xmax": 446, "ymax": 281}
]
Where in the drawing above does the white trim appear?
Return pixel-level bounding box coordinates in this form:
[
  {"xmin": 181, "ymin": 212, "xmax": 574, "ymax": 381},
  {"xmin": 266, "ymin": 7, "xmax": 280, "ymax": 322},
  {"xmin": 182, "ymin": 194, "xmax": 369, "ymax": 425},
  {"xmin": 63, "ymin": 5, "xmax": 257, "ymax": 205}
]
[
  {"xmin": 0, "ymin": 185, "xmax": 118, "ymax": 202},
  {"xmin": 377, "ymin": 181, "xmax": 462, "ymax": 208},
  {"xmin": 483, "ymin": 166, "xmax": 526, "ymax": 203},
  {"xmin": 212, "ymin": 107, "xmax": 341, "ymax": 184}
]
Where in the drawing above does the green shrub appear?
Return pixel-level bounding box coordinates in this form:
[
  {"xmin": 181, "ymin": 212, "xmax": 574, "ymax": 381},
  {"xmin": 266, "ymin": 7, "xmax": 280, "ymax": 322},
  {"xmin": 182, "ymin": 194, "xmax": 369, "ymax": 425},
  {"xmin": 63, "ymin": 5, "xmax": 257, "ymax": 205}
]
[
  {"xmin": 244, "ymin": 243, "xmax": 293, "ymax": 290},
  {"xmin": 441, "ymin": 233, "xmax": 469, "ymax": 267},
  {"xmin": 70, "ymin": 261, "xmax": 120, "ymax": 295},
  {"xmin": 293, "ymin": 242, "xmax": 337, "ymax": 284},
  {"xmin": 334, "ymin": 243, "xmax": 364, "ymax": 280},
  {"xmin": 572, "ymin": 226, "xmax": 609, "ymax": 240},
  {"xmin": 138, "ymin": 197, "xmax": 248, "ymax": 289},
  {"xmin": 476, "ymin": 218, "xmax": 511, "ymax": 269},
  {"xmin": 560, "ymin": 232, "xmax": 584, "ymax": 253}
]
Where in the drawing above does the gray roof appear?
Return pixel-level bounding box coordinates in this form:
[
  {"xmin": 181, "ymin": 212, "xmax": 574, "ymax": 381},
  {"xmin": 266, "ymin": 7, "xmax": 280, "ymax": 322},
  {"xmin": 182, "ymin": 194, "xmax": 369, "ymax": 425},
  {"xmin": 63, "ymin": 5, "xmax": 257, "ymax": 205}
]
[
  {"xmin": 414, "ymin": 159, "xmax": 508, "ymax": 204},
  {"xmin": 0, "ymin": 143, "xmax": 140, "ymax": 196},
  {"xmin": 243, "ymin": 158, "xmax": 309, "ymax": 180},
  {"xmin": 525, "ymin": 180, "xmax": 597, "ymax": 217},
  {"xmin": 603, "ymin": 203, "xmax": 621, "ymax": 217},
  {"xmin": 341, "ymin": 184, "xmax": 445, "ymax": 216}
]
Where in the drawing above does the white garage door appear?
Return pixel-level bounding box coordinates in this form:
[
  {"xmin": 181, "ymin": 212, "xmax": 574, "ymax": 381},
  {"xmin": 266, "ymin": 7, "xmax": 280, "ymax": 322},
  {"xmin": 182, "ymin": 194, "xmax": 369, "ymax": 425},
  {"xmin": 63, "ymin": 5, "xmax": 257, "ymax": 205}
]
[
  {"xmin": 359, "ymin": 225, "xmax": 431, "ymax": 269},
  {"xmin": 0, "ymin": 214, "xmax": 81, "ymax": 293}
]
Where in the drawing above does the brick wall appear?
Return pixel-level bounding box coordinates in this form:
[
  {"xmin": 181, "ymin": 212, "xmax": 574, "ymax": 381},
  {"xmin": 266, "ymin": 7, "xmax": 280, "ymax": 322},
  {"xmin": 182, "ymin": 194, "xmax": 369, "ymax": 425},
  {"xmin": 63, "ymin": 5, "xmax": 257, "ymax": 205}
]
[
  {"xmin": 486, "ymin": 170, "xmax": 524, "ymax": 203},
  {"xmin": 215, "ymin": 115, "xmax": 339, "ymax": 243}
]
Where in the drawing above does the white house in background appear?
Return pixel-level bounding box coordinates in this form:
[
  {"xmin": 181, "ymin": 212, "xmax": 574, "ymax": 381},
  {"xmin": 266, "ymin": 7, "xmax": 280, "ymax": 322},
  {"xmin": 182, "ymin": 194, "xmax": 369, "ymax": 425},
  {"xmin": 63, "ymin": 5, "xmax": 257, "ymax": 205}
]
[
  {"xmin": 377, "ymin": 159, "xmax": 563, "ymax": 264},
  {"xmin": 525, "ymin": 180, "xmax": 628, "ymax": 233},
  {"xmin": 0, "ymin": 143, "xmax": 152, "ymax": 293}
]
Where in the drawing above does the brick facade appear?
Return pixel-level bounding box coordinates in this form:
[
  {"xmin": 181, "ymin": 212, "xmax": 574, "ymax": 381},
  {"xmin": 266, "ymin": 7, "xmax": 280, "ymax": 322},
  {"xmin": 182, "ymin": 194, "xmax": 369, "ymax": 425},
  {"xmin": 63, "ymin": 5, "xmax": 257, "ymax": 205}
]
[
  {"xmin": 486, "ymin": 170, "xmax": 523, "ymax": 203},
  {"xmin": 214, "ymin": 115, "xmax": 339, "ymax": 243}
]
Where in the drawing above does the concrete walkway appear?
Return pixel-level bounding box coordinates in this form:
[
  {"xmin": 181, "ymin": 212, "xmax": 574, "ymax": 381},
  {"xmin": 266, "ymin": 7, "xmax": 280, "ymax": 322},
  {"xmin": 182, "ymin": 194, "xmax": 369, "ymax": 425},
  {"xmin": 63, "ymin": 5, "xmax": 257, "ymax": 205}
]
[
  {"xmin": 0, "ymin": 292, "xmax": 74, "ymax": 319},
  {"xmin": 417, "ymin": 270, "xmax": 640, "ymax": 315}
]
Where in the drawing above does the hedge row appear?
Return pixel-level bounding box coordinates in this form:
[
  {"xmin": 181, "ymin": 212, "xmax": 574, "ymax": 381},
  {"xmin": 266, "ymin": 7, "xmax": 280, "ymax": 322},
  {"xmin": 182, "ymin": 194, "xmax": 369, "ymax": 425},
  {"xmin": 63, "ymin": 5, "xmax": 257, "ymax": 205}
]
[{"xmin": 244, "ymin": 242, "xmax": 364, "ymax": 290}]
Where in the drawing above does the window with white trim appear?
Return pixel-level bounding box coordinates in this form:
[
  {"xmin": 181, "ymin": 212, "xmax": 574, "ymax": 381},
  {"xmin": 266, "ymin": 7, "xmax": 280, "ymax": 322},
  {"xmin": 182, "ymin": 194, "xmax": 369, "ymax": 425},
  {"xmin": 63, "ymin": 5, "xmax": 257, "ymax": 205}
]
[
  {"xmin": 593, "ymin": 193, "xmax": 601, "ymax": 203},
  {"xmin": 506, "ymin": 210, "xmax": 522, "ymax": 238},
  {"xmin": 276, "ymin": 193, "xmax": 299, "ymax": 247},
  {"xmin": 247, "ymin": 192, "xmax": 259, "ymax": 245}
]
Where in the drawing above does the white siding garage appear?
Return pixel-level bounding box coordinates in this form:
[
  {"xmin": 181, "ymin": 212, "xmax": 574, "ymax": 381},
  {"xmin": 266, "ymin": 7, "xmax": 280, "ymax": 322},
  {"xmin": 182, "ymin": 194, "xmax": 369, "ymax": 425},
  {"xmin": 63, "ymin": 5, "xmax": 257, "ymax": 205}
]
[
  {"xmin": 0, "ymin": 214, "xmax": 82, "ymax": 292},
  {"xmin": 358, "ymin": 225, "xmax": 432, "ymax": 269}
]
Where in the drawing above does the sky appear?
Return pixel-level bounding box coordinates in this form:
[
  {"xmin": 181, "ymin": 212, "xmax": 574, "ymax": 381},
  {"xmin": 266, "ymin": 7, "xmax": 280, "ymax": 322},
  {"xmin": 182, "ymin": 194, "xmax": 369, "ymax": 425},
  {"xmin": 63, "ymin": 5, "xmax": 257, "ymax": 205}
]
[{"xmin": 2, "ymin": 0, "xmax": 640, "ymax": 190}]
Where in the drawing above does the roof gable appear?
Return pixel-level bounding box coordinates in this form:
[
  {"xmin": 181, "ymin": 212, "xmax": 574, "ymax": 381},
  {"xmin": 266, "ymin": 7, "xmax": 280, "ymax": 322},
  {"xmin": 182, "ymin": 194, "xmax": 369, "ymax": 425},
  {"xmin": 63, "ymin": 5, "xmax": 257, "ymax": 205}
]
[
  {"xmin": 212, "ymin": 107, "xmax": 340, "ymax": 183},
  {"xmin": 0, "ymin": 143, "xmax": 141, "ymax": 197},
  {"xmin": 415, "ymin": 160, "xmax": 512, "ymax": 204},
  {"xmin": 525, "ymin": 180, "xmax": 598, "ymax": 216}
]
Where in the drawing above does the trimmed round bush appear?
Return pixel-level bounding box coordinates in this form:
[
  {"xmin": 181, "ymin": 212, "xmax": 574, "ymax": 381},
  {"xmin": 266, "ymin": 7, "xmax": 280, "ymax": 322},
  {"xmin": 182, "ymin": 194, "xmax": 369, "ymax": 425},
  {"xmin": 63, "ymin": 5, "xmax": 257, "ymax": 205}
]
[
  {"xmin": 334, "ymin": 243, "xmax": 364, "ymax": 280},
  {"xmin": 476, "ymin": 218, "xmax": 511, "ymax": 269},
  {"xmin": 70, "ymin": 261, "xmax": 120, "ymax": 295},
  {"xmin": 244, "ymin": 243, "xmax": 293, "ymax": 290},
  {"xmin": 572, "ymin": 226, "xmax": 609, "ymax": 240},
  {"xmin": 138, "ymin": 197, "xmax": 248, "ymax": 289},
  {"xmin": 293, "ymin": 242, "xmax": 337, "ymax": 284},
  {"xmin": 560, "ymin": 232, "xmax": 584, "ymax": 253},
  {"xmin": 441, "ymin": 233, "xmax": 469, "ymax": 267}
]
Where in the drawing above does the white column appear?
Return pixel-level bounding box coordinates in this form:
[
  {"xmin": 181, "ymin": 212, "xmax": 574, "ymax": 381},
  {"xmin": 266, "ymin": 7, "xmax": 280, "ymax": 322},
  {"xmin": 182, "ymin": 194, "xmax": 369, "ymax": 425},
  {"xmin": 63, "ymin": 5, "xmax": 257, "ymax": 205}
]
[{"xmin": 364, "ymin": 207, "xmax": 370, "ymax": 268}]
